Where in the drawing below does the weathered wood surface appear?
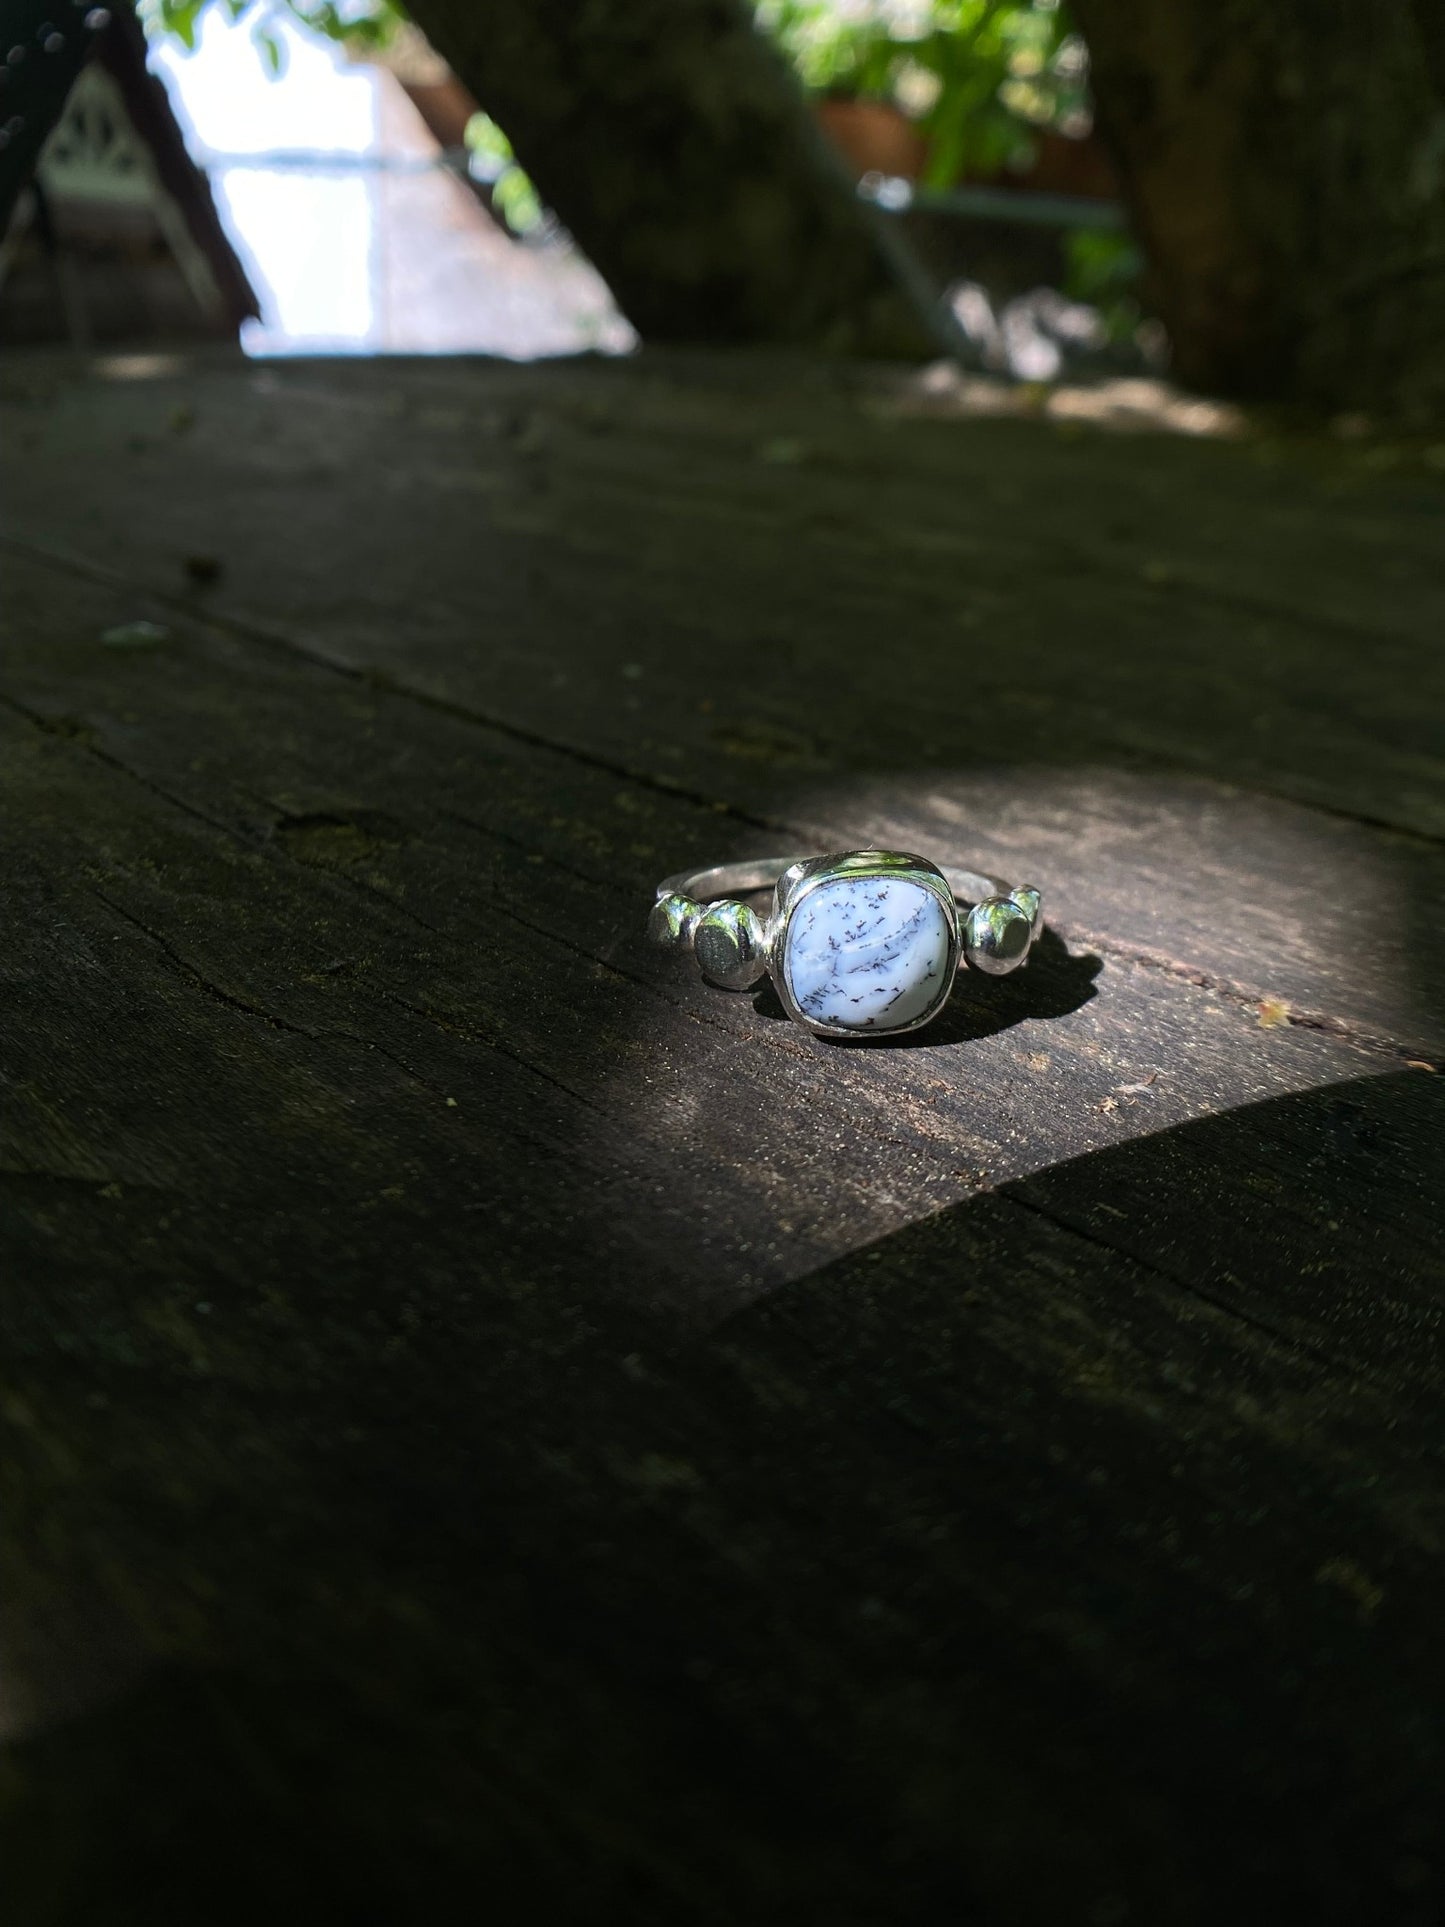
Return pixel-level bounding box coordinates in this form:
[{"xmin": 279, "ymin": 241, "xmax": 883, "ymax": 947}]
[{"xmin": 1, "ymin": 350, "xmax": 1442, "ymax": 1926}]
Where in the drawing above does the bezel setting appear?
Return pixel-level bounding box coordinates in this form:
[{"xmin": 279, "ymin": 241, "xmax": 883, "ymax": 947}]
[
  {"xmin": 769, "ymin": 850, "xmax": 961, "ymax": 1039},
  {"xmin": 649, "ymin": 848, "xmax": 1043, "ymax": 1042}
]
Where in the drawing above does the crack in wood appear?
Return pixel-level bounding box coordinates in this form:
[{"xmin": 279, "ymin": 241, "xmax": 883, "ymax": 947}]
[
  {"xmin": 0, "ymin": 690, "xmax": 242, "ymax": 842},
  {"xmin": 85, "ymin": 886, "xmax": 320, "ymax": 1039},
  {"xmin": 1053, "ymin": 923, "xmax": 1428, "ymax": 1062},
  {"xmin": 380, "ymin": 989, "xmax": 609, "ymax": 1116},
  {"xmin": 999, "ymin": 1187, "xmax": 1347, "ymax": 1376},
  {"xmin": 0, "ymin": 531, "xmax": 784, "ymax": 842}
]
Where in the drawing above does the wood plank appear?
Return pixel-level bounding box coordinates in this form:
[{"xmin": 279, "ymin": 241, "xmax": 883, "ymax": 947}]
[
  {"xmin": 2, "ymin": 352, "xmax": 1445, "ymax": 1048},
  {"xmin": 4, "ymin": 495, "xmax": 1442, "ymax": 1054},
  {"xmin": 1, "ymin": 353, "xmax": 1442, "ymax": 1927},
  {"xmin": 1, "ymin": 548, "xmax": 1431, "ymax": 1334}
]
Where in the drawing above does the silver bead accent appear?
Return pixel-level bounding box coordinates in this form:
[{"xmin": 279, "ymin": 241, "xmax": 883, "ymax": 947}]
[
  {"xmin": 1009, "ymin": 884, "xmax": 1043, "ymax": 935},
  {"xmin": 646, "ymin": 891, "xmax": 696, "ymax": 949},
  {"xmin": 694, "ymin": 900, "xmax": 767, "ymax": 990},
  {"xmin": 963, "ymin": 895, "xmax": 1032, "ymax": 974}
]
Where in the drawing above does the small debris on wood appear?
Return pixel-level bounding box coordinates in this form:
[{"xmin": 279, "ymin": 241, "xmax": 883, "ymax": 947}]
[
  {"xmin": 1257, "ymin": 997, "xmax": 1291, "ymax": 1029},
  {"xmin": 625, "ymin": 1453, "xmax": 703, "ymax": 1493},
  {"xmin": 183, "ymin": 553, "xmax": 223, "ymax": 586},
  {"xmin": 1315, "ymin": 1556, "xmax": 1385, "ymax": 1622},
  {"xmin": 101, "ymin": 619, "xmax": 170, "ymax": 649},
  {"xmin": 501, "ymin": 411, "xmax": 545, "ymax": 454}
]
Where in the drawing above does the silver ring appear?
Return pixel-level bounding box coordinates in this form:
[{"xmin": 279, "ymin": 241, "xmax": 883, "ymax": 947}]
[{"xmin": 648, "ymin": 850, "xmax": 1043, "ymax": 1039}]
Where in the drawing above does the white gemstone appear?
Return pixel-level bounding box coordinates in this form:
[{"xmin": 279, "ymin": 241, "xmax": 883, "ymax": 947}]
[{"xmin": 783, "ymin": 874, "xmax": 952, "ymax": 1031}]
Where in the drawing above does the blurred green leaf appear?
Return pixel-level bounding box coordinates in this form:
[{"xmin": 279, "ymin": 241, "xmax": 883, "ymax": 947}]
[
  {"xmin": 1063, "ymin": 226, "xmax": 1144, "ymax": 336},
  {"xmin": 251, "ymin": 21, "xmax": 284, "ymax": 73},
  {"xmin": 464, "ymin": 112, "xmax": 544, "ymax": 234},
  {"xmin": 142, "ymin": 0, "xmax": 402, "ymax": 68},
  {"xmin": 756, "ymin": 0, "xmax": 1089, "ymax": 187},
  {"xmin": 135, "ymin": 0, "xmax": 1104, "ymax": 265}
]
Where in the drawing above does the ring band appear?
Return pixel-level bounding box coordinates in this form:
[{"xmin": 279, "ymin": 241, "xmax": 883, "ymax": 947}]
[{"xmin": 648, "ymin": 850, "xmax": 1042, "ymax": 1038}]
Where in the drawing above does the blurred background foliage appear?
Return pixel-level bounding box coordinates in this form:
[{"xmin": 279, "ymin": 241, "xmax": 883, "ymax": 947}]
[
  {"xmin": 463, "ymin": 109, "xmax": 545, "ymax": 237},
  {"xmin": 140, "ymin": 0, "xmax": 401, "ymax": 76},
  {"xmin": 139, "ymin": 0, "xmax": 1140, "ymax": 325},
  {"xmin": 143, "ymin": 0, "xmax": 1091, "ymax": 184},
  {"xmin": 757, "ymin": 0, "xmax": 1088, "ymax": 187}
]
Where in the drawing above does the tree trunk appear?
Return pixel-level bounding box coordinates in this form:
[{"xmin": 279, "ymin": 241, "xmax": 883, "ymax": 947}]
[
  {"xmin": 402, "ymin": 0, "xmax": 949, "ymax": 359},
  {"xmin": 1073, "ymin": 0, "xmax": 1445, "ymax": 422}
]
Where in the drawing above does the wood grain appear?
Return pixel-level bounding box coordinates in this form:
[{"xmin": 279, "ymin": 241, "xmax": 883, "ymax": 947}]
[{"xmin": 1, "ymin": 353, "xmax": 1441, "ymax": 1927}]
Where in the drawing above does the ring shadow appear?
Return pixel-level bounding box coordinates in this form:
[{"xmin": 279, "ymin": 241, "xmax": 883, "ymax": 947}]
[{"xmin": 749, "ymin": 924, "xmax": 1102, "ymax": 1047}]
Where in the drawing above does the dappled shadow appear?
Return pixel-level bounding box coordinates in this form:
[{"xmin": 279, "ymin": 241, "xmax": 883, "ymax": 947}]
[
  {"xmin": 684, "ymin": 1065, "xmax": 1444, "ymax": 1925},
  {"xmin": 5, "ymin": 352, "xmax": 1443, "ymax": 1927},
  {"xmin": 6, "ymin": 1066, "xmax": 1440, "ymax": 1926},
  {"xmin": 587, "ymin": 755, "xmax": 1442, "ymax": 1335}
]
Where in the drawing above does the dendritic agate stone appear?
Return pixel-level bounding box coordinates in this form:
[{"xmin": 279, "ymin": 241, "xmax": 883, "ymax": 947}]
[{"xmin": 783, "ymin": 875, "xmax": 952, "ymax": 1031}]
